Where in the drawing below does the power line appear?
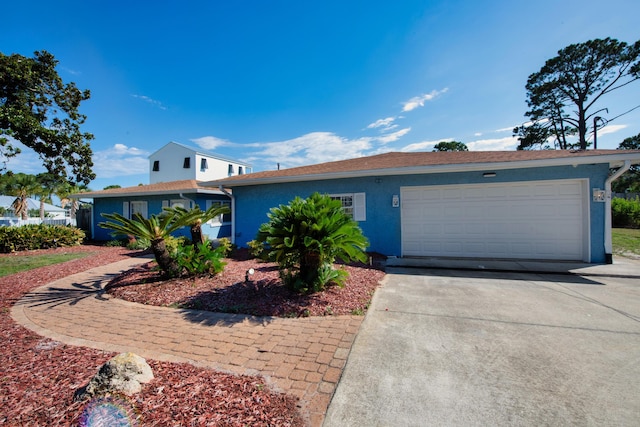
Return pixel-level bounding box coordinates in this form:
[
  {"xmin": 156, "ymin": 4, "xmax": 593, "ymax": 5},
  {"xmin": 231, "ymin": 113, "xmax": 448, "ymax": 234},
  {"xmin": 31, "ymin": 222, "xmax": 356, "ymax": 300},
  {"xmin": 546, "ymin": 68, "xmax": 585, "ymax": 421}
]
[{"xmin": 607, "ymin": 104, "xmax": 640, "ymax": 123}]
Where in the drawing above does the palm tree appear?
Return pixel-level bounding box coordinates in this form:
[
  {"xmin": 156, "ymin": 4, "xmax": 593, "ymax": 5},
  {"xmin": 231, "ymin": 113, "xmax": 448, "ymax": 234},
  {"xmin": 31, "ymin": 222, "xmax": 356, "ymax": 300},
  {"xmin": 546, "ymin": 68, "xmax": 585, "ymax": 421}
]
[
  {"xmin": 35, "ymin": 173, "xmax": 64, "ymax": 221},
  {"xmin": 99, "ymin": 205, "xmax": 229, "ymax": 276},
  {"xmin": 163, "ymin": 204, "xmax": 230, "ymax": 246},
  {"xmin": 0, "ymin": 173, "xmax": 40, "ymax": 220},
  {"xmin": 57, "ymin": 182, "xmax": 90, "ymax": 219}
]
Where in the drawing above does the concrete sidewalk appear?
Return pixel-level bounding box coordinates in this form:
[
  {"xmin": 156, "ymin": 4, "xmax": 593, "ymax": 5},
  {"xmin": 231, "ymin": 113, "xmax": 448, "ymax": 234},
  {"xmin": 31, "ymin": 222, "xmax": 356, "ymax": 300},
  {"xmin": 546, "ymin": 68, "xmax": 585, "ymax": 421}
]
[{"xmin": 11, "ymin": 256, "xmax": 362, "ymax": 427}]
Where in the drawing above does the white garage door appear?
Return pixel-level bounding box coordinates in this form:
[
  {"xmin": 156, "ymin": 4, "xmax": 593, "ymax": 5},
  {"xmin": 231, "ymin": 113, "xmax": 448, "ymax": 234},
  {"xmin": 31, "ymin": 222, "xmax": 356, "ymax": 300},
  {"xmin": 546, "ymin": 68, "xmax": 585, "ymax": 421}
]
[{"xmin": 401, "ymin": 180, "xmax": 587, "ymax": 261}]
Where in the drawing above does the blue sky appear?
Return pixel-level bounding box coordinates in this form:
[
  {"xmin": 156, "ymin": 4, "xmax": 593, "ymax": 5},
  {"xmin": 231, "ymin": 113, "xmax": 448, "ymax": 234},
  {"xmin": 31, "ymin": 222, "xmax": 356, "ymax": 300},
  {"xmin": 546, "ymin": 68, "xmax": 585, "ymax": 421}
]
[{"xmin": 2, "ymin": 0, "xmax": 639, "ymax": 190}]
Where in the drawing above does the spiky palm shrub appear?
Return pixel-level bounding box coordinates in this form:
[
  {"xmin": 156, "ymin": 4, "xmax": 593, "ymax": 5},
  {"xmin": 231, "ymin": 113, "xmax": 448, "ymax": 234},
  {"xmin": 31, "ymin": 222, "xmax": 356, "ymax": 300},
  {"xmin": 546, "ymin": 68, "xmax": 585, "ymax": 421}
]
[
  {"xmin": 100, "ymin": 204, "xmax": 230, "ymax": 277},
  {"xmin": 100, "ymin": 211, "xmax": 187, "ymax": 276},
  {"xmin": 163, "ymin": 204, "xmax": 230, "ymax": 246},
  {"xmin": 256, "ymin": 192, "xmax": 369, "ymax": 293}
]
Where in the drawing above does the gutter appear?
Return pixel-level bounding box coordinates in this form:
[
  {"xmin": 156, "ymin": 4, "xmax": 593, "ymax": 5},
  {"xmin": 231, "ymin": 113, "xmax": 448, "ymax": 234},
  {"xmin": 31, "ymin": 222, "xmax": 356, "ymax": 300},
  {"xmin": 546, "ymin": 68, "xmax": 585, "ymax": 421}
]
[
  {"xmin": 218, "ymin": 186, "xmax": 235, "ymax": 245},
  {"xmin": 206, "ymin": 152, "xmax": 640, "ymax": 188},
  {"xmin": 179, "ymin": 193, "xmax": 197, "ymax": 209},
  {"xmin": 604, "ymin": 160, "xmax": 631, "ymax": 264}
]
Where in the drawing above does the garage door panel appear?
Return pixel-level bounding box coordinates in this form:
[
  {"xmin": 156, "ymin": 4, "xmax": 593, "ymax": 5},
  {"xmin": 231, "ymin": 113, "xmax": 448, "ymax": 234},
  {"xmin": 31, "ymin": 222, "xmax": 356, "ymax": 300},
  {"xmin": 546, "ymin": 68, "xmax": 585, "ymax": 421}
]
[{"xmin": 401, "ymin": 180, "xmax": 585, "ymax": 261}]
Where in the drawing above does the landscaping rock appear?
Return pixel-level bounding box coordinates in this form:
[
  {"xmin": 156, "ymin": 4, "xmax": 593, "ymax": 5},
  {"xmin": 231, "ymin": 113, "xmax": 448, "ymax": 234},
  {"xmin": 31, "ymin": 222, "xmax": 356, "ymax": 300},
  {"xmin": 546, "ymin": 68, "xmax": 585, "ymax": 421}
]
[{"xmin": 74, "ymin": 352, "xmax": 154, "ymax": 401}]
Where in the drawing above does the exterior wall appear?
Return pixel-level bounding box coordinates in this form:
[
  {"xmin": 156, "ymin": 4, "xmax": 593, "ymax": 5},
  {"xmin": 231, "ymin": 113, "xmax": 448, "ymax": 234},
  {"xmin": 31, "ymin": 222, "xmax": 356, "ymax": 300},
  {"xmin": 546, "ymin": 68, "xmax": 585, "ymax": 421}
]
[
  {"xmin": 91, "ymin": 193, "xmax": 232, "ymax": 241},
  {"xmin": 230, "ymin": 163, "xmax": 611, "ymax": 263},
  {"xmin": 149, "ymin": 143, "xmax": 251, "ymax": 184},
  {"xmin": 194, "ymin": 154, "xmax": 251, "ymax": 181}
]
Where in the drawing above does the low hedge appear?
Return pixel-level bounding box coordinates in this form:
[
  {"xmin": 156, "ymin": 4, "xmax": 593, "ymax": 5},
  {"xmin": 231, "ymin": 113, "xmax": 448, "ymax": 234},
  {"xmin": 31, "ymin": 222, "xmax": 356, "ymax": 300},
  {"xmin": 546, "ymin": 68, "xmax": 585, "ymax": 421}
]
[
  {"xmin": 612, "ymin": 197, "xmax": 640, "ymax": 228},
  {"xmin": 0, "ymin": 224, "xmax": 86, "ymax": 253}
]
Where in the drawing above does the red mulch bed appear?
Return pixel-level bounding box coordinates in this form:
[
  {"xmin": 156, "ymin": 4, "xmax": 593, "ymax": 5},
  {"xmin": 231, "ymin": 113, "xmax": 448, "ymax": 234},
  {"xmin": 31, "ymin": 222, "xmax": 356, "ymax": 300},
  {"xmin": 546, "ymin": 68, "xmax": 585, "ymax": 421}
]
[
  {"xmin": 1, "ymin": 245, "xmax": 304, "ymax": 426},
  {"xmin": 107, "ymin": 250, "xmax": 386, "ymax": 317}
]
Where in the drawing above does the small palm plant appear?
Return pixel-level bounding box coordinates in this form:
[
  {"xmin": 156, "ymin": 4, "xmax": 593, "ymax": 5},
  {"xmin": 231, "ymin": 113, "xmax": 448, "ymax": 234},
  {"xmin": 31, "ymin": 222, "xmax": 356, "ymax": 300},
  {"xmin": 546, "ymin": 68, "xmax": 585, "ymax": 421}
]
[
  {"xmin": 162, "ymin": 204, "xmax": 230, "ymax": 246},
  {"xmin": 99, "ymin": 204, "xmax": 228, "ymax": 277},
  {"xmin": 256, "ymin": 192, "xmax": 369, "ymax": 293},
  {"xmin": 0, "ymin": 173, "xmax": 40, "ymax": 220}
]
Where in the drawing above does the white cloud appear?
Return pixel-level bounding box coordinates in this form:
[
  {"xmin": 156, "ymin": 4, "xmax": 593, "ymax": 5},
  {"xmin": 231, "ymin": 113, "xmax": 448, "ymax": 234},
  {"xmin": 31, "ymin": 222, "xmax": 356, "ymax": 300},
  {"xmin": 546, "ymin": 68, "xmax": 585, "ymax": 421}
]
[
  {"xmin": 402, "ymin": 88, "xmax": 449, "ymax": 112},
  {"xmin": 400, "ymin": 141, "xmax": 436, "ymax": 152},
  {"xmin": 466, "ymin": 136, "xmax": 519, "ymax": 151},
  {"xmin": 131, "ymin": 94, "xmax": 167, "ymax": 110},
  {"xmin": 494, "ymin": 126, "xmax": 516, "ymax": 133},
  {"xmin": 61, "ymin": 66, "xmax": 81, "ymax": 76},
  {"xmin": 367, "ymin": 117, "xmax": 398, "ymax": 131},
  {"xmin": 0, "ymin": 140, "xmax": 46, "ymax": 175},
  {"xmin": 400, "ymin": 138, "xmax": 456, "ymax": 152},
  {"xmin": 248, "ymin": 132, "xmax": 373, "ymax": 169},
  {"xmin": 92, "ymin": 144, "xmax": 150, "ymax": 178},
  {"xmin": 190, "ymin": 136, "xmax": 233, "ymax": 150},
  {"xmin": 597, "ymin": 123, "xmax": 626, "ymax": 136},
  {"xmin": 111, "ymin": 143, "xmax": 147, "ymax": 156},
  {"xmin": 377, "ymin": 127, "xmax": 411, "ymax": 144}
]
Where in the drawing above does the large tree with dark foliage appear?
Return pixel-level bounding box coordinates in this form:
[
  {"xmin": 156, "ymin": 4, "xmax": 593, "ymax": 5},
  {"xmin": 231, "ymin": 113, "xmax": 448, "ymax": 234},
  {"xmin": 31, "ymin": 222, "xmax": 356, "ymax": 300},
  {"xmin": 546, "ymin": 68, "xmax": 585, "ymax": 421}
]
[
  {"xmin": 0, "ymin": 50, "xmax": 95, "ymax": 184},
  {"xmin": 432, "ymin": 141, "xmax": 468, "ymax": 152},
  {"xmin": 612, "ymin": 133, "xmax": 640, "ymax": 193},
  {"xmin": 515, "ymin": 38, "xmax": 640, "ymax": 150}
]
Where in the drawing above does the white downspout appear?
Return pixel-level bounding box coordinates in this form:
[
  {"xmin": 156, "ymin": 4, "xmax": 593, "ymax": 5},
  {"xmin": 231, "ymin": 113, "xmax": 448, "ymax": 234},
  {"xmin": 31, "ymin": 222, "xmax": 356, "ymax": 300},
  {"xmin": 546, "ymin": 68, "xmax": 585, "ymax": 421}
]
[
  {"xmin": 218, "ymin": 186, "xmax": 235, "ymax": 245},
  {"xmin": 604, "ymin": 160, "xmax": 631, "ymax": 264},
  {"xmin": 178, "ymin": 193, "xmax": 197, "ymax": 209}
]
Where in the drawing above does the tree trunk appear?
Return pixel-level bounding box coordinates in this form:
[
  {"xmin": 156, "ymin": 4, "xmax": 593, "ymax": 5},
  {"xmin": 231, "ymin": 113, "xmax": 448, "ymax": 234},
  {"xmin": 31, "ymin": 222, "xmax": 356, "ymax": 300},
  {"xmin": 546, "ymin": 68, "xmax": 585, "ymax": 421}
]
[
  {"xmin": 151, "ymin": 238, "xmax": 180, "ymax": 276},
  {"xmin": 190, "ymin": 219, "xmax": 205, "ymax": 247},
  {"xmin": 39, "ymin": 198, "xmax": 45, "ymax": 221},
  {"xmin": 578, "ymin": 103, "xmax": 587, "ymax": 150},
  {"xmin": 300, "ymin": 251, "xmax": 322, "ymax": 285}
]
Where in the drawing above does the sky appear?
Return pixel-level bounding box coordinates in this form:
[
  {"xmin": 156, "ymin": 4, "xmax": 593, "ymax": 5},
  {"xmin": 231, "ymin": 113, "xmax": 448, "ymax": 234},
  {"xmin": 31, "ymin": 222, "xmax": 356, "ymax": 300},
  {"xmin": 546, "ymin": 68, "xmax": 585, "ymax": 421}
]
[{"xmin": 2, "ymin": 0, "xmax": 640, "ymax": 190}]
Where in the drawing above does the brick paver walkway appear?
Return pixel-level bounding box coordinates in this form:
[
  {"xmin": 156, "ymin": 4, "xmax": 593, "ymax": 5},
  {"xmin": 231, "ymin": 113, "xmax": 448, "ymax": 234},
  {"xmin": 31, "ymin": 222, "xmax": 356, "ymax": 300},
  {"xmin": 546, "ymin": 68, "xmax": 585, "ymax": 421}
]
[{"xmin": 11, "ymin": 257, "xmax": 363, "ymax": 426}]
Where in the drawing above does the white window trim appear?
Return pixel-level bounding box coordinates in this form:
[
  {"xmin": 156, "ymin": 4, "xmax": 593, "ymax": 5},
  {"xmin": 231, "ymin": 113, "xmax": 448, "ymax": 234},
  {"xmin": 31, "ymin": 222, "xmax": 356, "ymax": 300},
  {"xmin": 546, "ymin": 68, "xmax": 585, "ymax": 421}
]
[
  {"xmin": 330, "ymin": 192, "xmax": 366, "ymax": 221},
  {"xmin": 206, "ymin": 200, "xmax": 231, "ymax": 225},
  {"xmin": 123, "ymin": 201, "xmax": 148, "ymax": 219}
]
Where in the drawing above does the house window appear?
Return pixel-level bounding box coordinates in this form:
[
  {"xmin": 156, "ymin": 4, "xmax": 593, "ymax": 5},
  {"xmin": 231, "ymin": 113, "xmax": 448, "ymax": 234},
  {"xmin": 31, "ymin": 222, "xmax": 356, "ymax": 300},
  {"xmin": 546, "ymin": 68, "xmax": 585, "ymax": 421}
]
[
  {"xmin": 239, "ymin": 166, "xmax": 244, "ymax": 175},
  {"xmin": 183, "ymin": 157, "xmax": 191, "ymax": 168},
  {"xmin": 162, "ymin": 200, "xmax": 192, "ymax": 210},
  {"xmin": 206, "ymin": 200, "xmax": 231, "ymax": 225},
  {"xmin": 200, "ymin": 158, "xmax": 208, "ymax": 171},
  {"xmin": 127, "ymin": 201, "xmax": 148, "ymax": 219},
  {"xmin": 228, "ymin": 164, "xmax": 234, "ymax": 176},
  {"xmin": 152, "ymin": 160, "xmax": 160, "ymax": 171},
  {"xmin": 330, "ymin": 193, "xmax": 366, "ymax": 221}
]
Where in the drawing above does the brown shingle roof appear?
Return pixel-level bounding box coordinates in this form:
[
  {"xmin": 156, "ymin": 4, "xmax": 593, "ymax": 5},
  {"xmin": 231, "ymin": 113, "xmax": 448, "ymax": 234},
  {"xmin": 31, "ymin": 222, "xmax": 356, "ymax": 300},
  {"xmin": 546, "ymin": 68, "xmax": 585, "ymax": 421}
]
[
  {"xmin": 72, "ymin": 180, "xmax": 223, "ymax": 198},
  {"xmin": 210, "ymin": 150, "xmax": 640, "ymax": 187}
]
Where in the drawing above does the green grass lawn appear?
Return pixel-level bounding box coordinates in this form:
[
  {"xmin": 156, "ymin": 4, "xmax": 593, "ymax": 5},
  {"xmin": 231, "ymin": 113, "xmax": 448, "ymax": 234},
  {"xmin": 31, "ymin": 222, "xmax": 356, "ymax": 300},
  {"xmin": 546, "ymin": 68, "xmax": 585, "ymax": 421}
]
[
  {"xmin": 612, "ymin": 228, "xmax": 640, "ymax": 257},
  {"xmin": 0, "ymin": 252, "xmax": 92, "ymax": 277}
]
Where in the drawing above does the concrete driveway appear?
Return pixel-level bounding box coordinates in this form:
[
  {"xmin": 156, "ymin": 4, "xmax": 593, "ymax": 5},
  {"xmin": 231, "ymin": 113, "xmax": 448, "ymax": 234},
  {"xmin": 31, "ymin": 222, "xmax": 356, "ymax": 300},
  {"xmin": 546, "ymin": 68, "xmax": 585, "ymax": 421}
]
[{"xmin": 324, "ymin": 264, "xmax": 640, "ymax": 426}]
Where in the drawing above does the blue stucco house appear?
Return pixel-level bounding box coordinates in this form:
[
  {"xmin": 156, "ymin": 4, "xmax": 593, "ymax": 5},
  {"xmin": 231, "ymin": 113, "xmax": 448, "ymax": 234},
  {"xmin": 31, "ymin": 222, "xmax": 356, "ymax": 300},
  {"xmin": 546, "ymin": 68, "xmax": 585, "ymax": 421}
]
[
  {"xmin": 74, "ymin": 141, "xmax": 252, "ymax": 241},
  {"xmin": 208, "ymin": 150, "xmax": 640, "ymax": 264},
  {"xmin": 74, "ymin": 179, "xmax": 233, "ymax": 241}
]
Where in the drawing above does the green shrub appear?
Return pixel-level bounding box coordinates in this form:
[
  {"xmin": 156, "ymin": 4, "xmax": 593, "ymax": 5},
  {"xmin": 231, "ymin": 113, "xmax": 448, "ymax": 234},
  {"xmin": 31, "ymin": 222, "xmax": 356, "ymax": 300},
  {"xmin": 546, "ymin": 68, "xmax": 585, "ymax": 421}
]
[
  {"xmin": 127, "ymin": 237, "xmax": 151, "ymax": 250},
  {"xmin": 612, "ymin": 197, "xmax": 640, "ymax": 228},
  {"xmin": 105, "ymin": 239, "xmax": 125, "ymax": 247},
  {"xmin": 247, "ymin": 239, "xmax": 266, "ymax": 259},
  {"xmin": 0, "ymin": 224, "xmax": 85, "ymax": 253},
  {"xmin": 256, "ymin": 192, "xmax": 369, "ymax": 293},
  {"xmin": 212, "ymin": 237, "xmax": 234, "ymax": 257},
  {"xmin": 164, "ymin": 235, "xmax": 188, "ymax": 257},
  {"xmin": 175, "ymin": 243, "xmax": 227, "ymax": 276}
]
